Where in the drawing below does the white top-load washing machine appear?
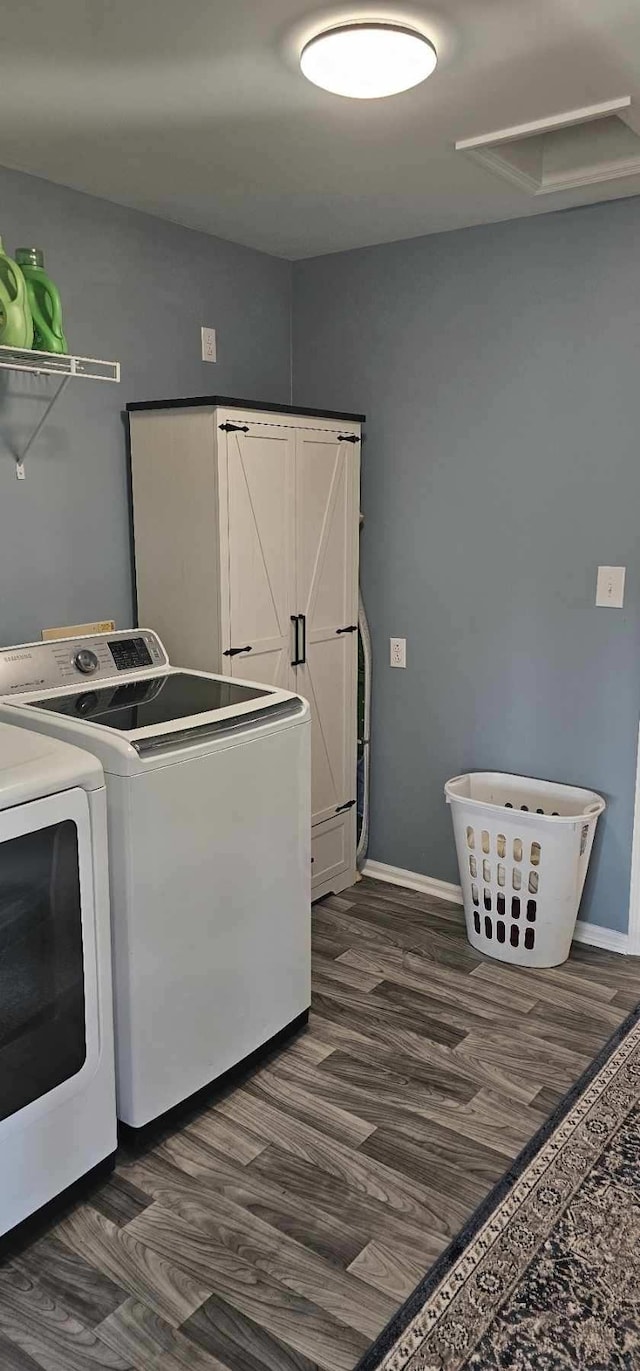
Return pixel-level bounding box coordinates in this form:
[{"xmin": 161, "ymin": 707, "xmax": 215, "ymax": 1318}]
[
  {"xmin": 0, "ymin": 723, "xmax": 116, "ymax": 1240},
  {"xmin": 0, "ymin": 629, "xmax": 311, "ymax": 1132}
]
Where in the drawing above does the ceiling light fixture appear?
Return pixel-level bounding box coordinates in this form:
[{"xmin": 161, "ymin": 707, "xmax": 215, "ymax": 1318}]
[{"xmin": 300, "ymin": 22, "xmax": 437, "ymax": 99}]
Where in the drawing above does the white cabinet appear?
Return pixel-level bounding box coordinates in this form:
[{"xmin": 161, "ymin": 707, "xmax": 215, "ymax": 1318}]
[
  {"xmin": 128, "ymin": 402, "xmax": 362, "ymax": 897},
  {"xmin": 292, "ymin": 426, "xmax": 359, "ymax": 832},
  {"xmin": 221, "ymin": 420, "xmax": 295, "ymax": 692}
]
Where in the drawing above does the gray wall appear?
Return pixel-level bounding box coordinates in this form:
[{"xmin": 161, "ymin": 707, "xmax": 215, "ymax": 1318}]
[
  {"xmin": 293, "ymin": 197, "xmax": 640, "ymax": 933},
  {"xmin": 0, "ymin": 164, "xmax": 292, "ymax": 643},
  {"xmin": 2, "ymin": 160, "xmax": 637, "ymax": 934}
]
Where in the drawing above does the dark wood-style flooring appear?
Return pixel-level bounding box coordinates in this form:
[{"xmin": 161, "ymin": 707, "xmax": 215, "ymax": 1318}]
[{"xmin": 1, "ymin": 876, "xmax": 639, "ymax": 1371}]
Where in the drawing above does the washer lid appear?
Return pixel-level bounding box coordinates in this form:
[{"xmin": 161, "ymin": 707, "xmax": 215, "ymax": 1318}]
[
  {"xmin": 21, "ymin": 672, "xmax": 272, "ymax": 733},
  {"xmin": 0, "ymin": 722, "xmax": 104, "ymax": 805}
]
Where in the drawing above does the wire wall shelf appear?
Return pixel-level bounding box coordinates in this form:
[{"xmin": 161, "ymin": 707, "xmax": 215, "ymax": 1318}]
[{"xmin": 0, "ymin": 344, "xmax": 120, "ymax": 478}]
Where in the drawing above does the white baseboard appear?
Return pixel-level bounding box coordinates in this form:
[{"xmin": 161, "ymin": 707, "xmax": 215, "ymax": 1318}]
[
  {"xmin": 361, "ymin": 858, "xmax": 631, "ymax": 955},
  {"xmin": 571, "ymin": 920, "xmax": 630, "ymax": 954},
  {"xmin": 361, "ymin": 859, "xmax": 463, "ymax": 905}
]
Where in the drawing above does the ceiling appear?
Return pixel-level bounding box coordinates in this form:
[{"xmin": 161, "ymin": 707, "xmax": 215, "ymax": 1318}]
[{"xmin": 1, "ymin": 0, "xmax": 640, "ymax": 258}]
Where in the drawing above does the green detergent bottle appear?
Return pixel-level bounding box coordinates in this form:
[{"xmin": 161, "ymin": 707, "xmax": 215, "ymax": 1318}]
[
  {"xmin": 0, "ymin": 237, "xmax": 33, "ymax": 349},
  {"xmin": 15, "ymin": 247, "xmax": 67, "ymax": 354}
]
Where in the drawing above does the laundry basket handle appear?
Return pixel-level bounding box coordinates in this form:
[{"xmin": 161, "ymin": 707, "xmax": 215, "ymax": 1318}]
[{"xmin": 444, "ymin": 775, "xmax": 466, "ymax": 804}]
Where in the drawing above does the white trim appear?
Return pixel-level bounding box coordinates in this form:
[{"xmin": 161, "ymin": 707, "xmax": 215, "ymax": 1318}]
[
  {"xmin": 626, "ymin": 719, "xmax": 640, "ymax": 956},
  {"xmin": 571, "ymin": 920, "xmax": 630, "ymax": 954},
  {"xmin": 455, "ymin": 97, "xmax": 633, "ymax": 152},
  {"xmin": 362, "ymin": 858, "xmax": 632, "ymax": 955},
  {"xmin": 535, "ymin": 155, "xmax": 640, "ymax": 196},
  {"xmin": 361, "ymin": 859, "xmax": 462, "ymax": 905},
  {"xmin": 455, "ymin": 96, "xmax": 640, "ymax": 198},
  {"xmin": 461, "ymin": 148, "xmax": 540, "ymax": 194},
  {"xmin": 460, "ymin": 146, "xmax": 640, "ymax": 197}
]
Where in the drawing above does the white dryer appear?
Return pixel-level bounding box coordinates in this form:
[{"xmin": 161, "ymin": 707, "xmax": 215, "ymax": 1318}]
[
  {"xmin": 0, "ymin": 630, "xmax": 311, "ymax": 1133},
  {"xmin": 0, "ymin": 723, "xmax": 116, "ymax": 1241}
]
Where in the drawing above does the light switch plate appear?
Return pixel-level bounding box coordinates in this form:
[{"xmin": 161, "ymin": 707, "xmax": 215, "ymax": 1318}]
[
  {"xmin": 201, "ymin": 326, "xmax": 217, "ymax": 363},
  {"xmin": 596, "ymin": 566, "xmax": 626, "ymax": 608}
]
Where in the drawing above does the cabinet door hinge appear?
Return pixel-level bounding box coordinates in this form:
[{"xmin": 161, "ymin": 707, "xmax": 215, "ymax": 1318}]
[
  {"xmin": 338, "ymin": 433, "xmax": 360, "ymax": 444},
  {"xmin": 219, "ymin": 422, "xmax": 250, "ymax": 433},
  {"xmin": 223, "ymin": 645, "xmax": 253, "ymax": 657},
  {"xmin": 336, "ymin": 624, "xmax": 357, "ymax": 634},
  {"xmin": 335, "ymin": 799, "xmax": 356, "ymax": 814}
]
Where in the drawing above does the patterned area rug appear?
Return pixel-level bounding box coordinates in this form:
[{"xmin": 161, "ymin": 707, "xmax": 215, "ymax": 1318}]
[{"xmin": 358, "ymin": 1005, "xmax": 640, "ymax": 1371}]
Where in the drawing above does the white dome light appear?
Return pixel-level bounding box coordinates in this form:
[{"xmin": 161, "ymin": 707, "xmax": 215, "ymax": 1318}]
[{"xmin": 300, "ymin": 22, "xmax": 437, "ymax": 99}]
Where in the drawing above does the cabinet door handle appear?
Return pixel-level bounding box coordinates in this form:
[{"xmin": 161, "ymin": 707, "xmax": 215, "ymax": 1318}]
[
  {"xmin": 336, "ymin": 624, "xmax": 357, "ymax": 634},
  {"xmin": 223, "ymin": 645, "xmax": 253, "ymax": 657},
  {"xmin": 219, "ymin": 422, "xmax": 250, "ymax": 433},
  {"xmin": 291, "ymin": 615, "xmax": 307, "ymax": 666},
  {"xmin": 291, "ymin": 615, "xmax": 302, "ymax": 667}
]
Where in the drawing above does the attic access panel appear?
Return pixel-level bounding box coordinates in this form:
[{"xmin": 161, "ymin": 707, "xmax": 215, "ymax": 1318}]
[{"xmin": 456, "ymin": 97, "xmax": 640, "ymax": 195}]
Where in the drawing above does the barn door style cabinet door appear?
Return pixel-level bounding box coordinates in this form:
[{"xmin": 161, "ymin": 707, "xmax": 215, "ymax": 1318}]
[{"xmin": 127, "ymin": 400, "xmax": 363, "ymax": 898}]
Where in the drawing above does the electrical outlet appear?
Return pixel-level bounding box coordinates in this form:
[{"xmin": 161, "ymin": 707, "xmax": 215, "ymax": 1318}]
[
  {"xmin": 596, "ymin": 566, "xmax": 625, "ymax": 608},
  {"xmin": 390, "ymin": 637, "xmax": 406, "ymax": 668},
  {"xmin": 201, "ymin": 326, "xmax": 217, "ymax": 363}
]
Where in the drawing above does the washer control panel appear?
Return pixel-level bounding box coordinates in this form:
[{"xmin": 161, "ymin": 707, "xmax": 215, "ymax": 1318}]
[
  {"xmin": 0, "ymin": 629, "xmax": 168, "ymax": 697},
  {"xmin": 108, "ymin": 637, "xmax": 153, "ymax": 672}
]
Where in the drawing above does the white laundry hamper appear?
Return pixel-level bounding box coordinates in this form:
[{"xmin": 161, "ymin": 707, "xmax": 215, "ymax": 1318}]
[{"xmin": 445, "ymin": 773, "xmax": 605, "ymax": 968}]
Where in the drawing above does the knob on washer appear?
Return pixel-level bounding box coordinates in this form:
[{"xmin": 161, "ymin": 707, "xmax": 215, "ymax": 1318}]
[{"xmin": 74, "ymin": 648, "xmax": 99, "ymax": 675}]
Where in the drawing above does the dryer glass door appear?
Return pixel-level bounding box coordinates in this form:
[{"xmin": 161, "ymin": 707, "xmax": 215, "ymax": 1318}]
[{"xmin": 0, "ymin": 791, "xmax": 94, "ymax": 1124}]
